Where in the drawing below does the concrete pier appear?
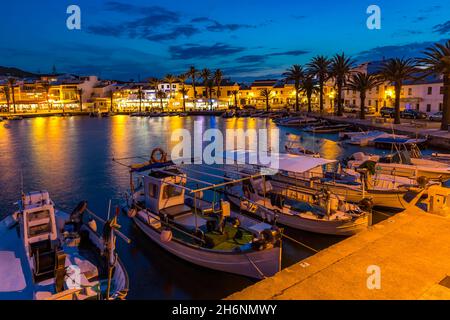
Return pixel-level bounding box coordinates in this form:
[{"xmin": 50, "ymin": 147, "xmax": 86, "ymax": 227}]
[{"xmin": 227, "ymin": 205, "xmax": 450, "ymax": 300}]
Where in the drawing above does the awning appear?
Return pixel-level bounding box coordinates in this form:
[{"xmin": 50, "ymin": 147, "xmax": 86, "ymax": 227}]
[{"xmin": 224, "ymin": 150, "xmax": 337, "ymax": 174}]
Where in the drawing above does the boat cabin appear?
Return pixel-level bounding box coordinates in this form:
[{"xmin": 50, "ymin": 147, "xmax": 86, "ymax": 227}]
[
  {"xmin": 19, "ymin": 191, "xmax": 62, "ymax": 282},
  {"xmin": 144, "ymin": 169, "xmax": 188, "ymax": 217}
]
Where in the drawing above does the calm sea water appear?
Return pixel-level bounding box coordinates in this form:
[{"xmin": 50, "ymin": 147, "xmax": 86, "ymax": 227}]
[{"xmin": 0, "ymin": 115, "xmax": 438, "ymax": 299}]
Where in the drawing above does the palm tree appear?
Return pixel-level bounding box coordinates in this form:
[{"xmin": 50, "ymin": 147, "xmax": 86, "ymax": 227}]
[
  {"xmin": 283, "ymin": 65, "xmax": 304, "ymax": 112},
  {"xmin": 346, "ymin": 72, "xmax": 383, "ymax": 120},
  {"xmin": 260, "ymin": 88, "xmax": 272, "ymax": 112},
  {"xmin": 137, "ymin": 86, "xmax": 143, "ymax": 113},
  {"xmin": 179, "ymin": 88, "xmax": 189, "ymax": 112},
  {"xmin": 7, "ymin": 78, "xmax": 16, "ymax": 114},
  {"xmin": 307, "ymin": 55, "xmax": 331, "ymax": 113},
  {"xmin": 155, "ymin": 90, "xmax": 166, "ymax": 111},
  {"xmin": 78, "ymin": 88, "xmax": 83, "ymax": 112},
  {"xmin": 206, "ymin": 80, "xmax": 215, "ymax": 110},
  {"xmin": 231, "ymin": 89, "xmax": 239, "ymax": 108},
  {"xmin": 107, "ymin": 89, "xmax": 115, "ymax": 112},
  {"xmin": 2, "ymin": 86, "xmax": 10, "ymax": 113},
  {"xmin": 300, "ymin": 74, "xmax": 318, "ymax": 113},
  {"xmin": 178, "ymin": 73, "xmax": 189, "ymax": 112},
  {"xmin": 417, "ymin": 40, "xmax": 450, "ymax": 130},
  {"xmin": 379, "ymin": 58, "xmax": 418, "ymax": 124},
  {"xmin": 200, "ymin": 68, "xmax": 212, "ymax": 103},
  {"xmin": 42, "ymin": 82, "xmax": 51, "ymax": 112},
  {"xmin": 149, "ymin": 78, "xmax": 162, "ymax": 112},
  {"xmin": 188, "ymin": 66, "xmax": 199, "ymax": 101},
  {"xmin": 330, "ymin": 53, "xmax": 355, "ymax": 116},
  {"xmin": 214, "ymin": 69, "xmax": 223, "ymax": 99},
  {"xmin": 164, "ymin": 74, "xmax": 177, "ymax": 99}
]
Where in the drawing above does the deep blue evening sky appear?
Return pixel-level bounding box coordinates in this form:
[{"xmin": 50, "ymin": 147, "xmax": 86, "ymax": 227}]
[{"xmin": 0, "ymin": 0, "xmax": 449, "ymax": 81}]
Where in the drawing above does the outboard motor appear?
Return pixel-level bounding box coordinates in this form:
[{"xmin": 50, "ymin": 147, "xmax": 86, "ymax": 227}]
[{"xmin": 70, "ymin": 201, "xmax": 88, "ymax": 232}]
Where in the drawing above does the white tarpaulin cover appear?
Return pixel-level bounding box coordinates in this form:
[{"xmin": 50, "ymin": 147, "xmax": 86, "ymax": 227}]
[{"xmin": 224, "ymin": 150, "xmax": 337, "ymax": 174}]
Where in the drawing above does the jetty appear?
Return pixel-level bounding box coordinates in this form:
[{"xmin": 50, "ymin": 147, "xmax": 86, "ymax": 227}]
[{"xmin": 227, "ymin": 186, "xmax": 450, "ymax": 300}]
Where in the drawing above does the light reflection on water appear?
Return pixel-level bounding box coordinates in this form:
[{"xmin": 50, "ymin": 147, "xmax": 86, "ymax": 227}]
[{"xmin": 0, "ymin": 115, "xmax": 438, "ymax": 299}]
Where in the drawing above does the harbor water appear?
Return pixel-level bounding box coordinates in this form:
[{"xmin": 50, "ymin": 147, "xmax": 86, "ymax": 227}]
[{"xmin": 0, "ymin": 115, "xmax": 439, "ymax": 299}]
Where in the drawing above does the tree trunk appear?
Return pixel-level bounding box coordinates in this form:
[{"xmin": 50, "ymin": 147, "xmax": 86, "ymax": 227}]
[
  {"xmin": 234, "ymin": 95, "xmax": 237, "ymax": 108},
  {"xmin": 319, "ymin": 79, "xmax": 324, "ymax": 113},
  {"xmin": 295, "ymin": 87, "xmax": 299, "ymax": 112},
  {"xmin": 441, "ymin": 74, "xmax": 450, "ymax": 131},
  {"xmin": 11, "ymin": 87, "xmax": 16, "ymax": 114},
  {"xmin": 394, "ymin": 84, "xmax": 401, "ymax": 124},
  {"xmin": 183, "ymin": 96, "xmax": 186, "ymax": 112},
  {"xmin": 360, "ymin": 94, "xmax": 366, "ymax": 120},
  {"xmin": 337, "ymin": 82, "xmax": 343, "ymax": 116},
  {"xmin": 266, "ymin": 99, "xmax": 270, "ymax": 112},
  {"xmin": 307, "ymin": 94, "xmax": 312, "ymax": 113}
]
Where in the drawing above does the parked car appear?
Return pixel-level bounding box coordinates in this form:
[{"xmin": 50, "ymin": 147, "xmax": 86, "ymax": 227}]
[
  {"xmin": 344, "ymin": 106, "xmax": 376, "ymax": 114},
  {"xmin": 380, "ymin": 107, "xmax": 395, "ymax": 118},
  {"xmin": 429, "ymin": 111, "xmax": 443, "ymax": 121},
  {"xmin": 400, "ymin": 109, "xmax": 427, "ymax": 120}
]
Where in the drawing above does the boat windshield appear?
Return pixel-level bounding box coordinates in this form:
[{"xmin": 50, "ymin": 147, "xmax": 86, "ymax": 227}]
[{"xmin": 162, "ymin": 184, "xmax": 183, "ymax": 199}]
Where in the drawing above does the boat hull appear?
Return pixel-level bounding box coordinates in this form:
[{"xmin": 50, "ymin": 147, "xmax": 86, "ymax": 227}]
[
  {"xmin": 226, "ymin": 194, "xmax": 369, "ymax": 236},
  {"xmin": 133, "ymin": 217, "xmax": 281, "ymax": 279},
  {"xmin": 271, "ymin": 177, "xmax": 411, "ymax": 211}
]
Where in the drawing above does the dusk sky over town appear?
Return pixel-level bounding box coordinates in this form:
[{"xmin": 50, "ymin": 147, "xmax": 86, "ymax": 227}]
[{"xmin": 1, "ymin": 0, "xmax": 449, "ymax": 81}]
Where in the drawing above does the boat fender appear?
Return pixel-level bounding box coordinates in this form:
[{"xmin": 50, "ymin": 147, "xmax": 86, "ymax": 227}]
[
  {"xmin": 151, "ymin": 148, "xmax": 167, "ymax": 163},
  {"xmin": 88, "ymin": 218, "xmax": 97, "ymax": 232},
  {"xmin": 359, "ymin": 198, "xmax": 374, "ymax": 211},
  {"xmin": 127, "ymin": 208, "xmax": 137, "ymax": 218},
  {"xmin": 160, "ymin": 229, "xmax": 173, "ymax": 243},
  {"xmin": 417, "ymin": 176, "xmax": 429, "ymax": 188},
  {"xmin": 261, "ymin": 228, "xmax": 280, "ymax": 245}
]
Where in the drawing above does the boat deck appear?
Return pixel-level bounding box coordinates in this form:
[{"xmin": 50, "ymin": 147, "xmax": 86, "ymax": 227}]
[
  {"xmin": 0, "ymin": 218, "xmax": 47, "ymax": 299},
  {"xmin": 227, "ymin": 204, "xmax": 450, "ymax": 300}
]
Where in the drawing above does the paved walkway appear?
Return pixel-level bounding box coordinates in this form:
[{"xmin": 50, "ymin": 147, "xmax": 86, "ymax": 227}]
[{"xmin": 227, "ymin": 205, "xmax": 450, "ymax": 300}]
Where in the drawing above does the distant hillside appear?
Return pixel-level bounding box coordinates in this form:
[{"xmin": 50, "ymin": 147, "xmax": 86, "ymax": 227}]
[{"xmin": 0, "ymin": 66, "xmax": 37, "ymax": 78}]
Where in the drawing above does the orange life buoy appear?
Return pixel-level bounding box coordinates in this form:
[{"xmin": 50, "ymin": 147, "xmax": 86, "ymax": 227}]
[{"xmin": 151, "ymin": 148, "xmax": 167, "ymax": 163}]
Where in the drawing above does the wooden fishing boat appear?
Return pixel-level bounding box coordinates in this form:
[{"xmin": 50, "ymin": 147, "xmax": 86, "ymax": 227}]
[
  {"xmin": 372, "ymin": 137, "xmax": 428, "ymax": 149},
  {"xmin": 304, "ymin": 124, "xmax": 351, "ymax": 134},
  {"xmin": 117, "ymin": 152, "xmax": 282, "ymax": 279},
  {"xmin": 275, "ymin": 116, "xmax": 322, "ymax": 128},
  {"xmin": 222, "ymin": 151, "xmax": 371, "ymax": 235},
  {"xmin": 0, "ymin": 191, "xmax": 129, "ymax": 300}
]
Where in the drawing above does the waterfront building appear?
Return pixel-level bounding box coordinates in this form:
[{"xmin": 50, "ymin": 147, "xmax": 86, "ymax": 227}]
[
  {"xmin": 0, "ymin": 61, "xmax": 445, "ymax": 114},
  {"xmin": 339, "ymin": 61, "xmax": 445, "ymax": 114}
]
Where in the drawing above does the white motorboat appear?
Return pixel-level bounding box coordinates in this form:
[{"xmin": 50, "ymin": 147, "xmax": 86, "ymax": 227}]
[
  {"xmin": 0, "ymin": 191, "xmax": 129, "ymax": 300},
  {"xmin": 347, "ymin": 151, "xmax": 450, "ymax": 180},
  {"xmin": 118, "ymin": 152, "xmax": 282, "ymax": 280}
]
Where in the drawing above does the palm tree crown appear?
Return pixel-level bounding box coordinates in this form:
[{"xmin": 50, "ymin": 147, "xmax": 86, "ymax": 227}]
[
  {"xmin": 283, "ymin": 64, "xmax": 304, "ymax": 112},
  {"xmin": 346, "ymin": 72, "xmax": 382, "ymax": 119},
  {"xmin": 378, "ymin": 58, "xmax": 417, "ymax": 124},
  {"xmin": 300, "ymin": 74, "xmax": 318, "ymax": 113},
  {"xmin": 330, "ymin": 53, "xmax": 355, "ymax": 116},
  {"xmin": 417, "ymin": 40, "xmax": 450, "ymax": 130},
  {"xmin": 307, "ymin": 55, "xmax": 331, "ymax": 112},
  {"xmin": 259, "ymin": 88, "xmax": 272, "ymax": 112},
  {"xmin": 214, "ymin": 69, "xmax": 223, "ymax": 98}
]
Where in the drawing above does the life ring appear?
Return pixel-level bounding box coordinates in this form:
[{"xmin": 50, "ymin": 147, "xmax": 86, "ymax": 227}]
[{"xmin": 151, "ymin": 148, "xmax": 167, "ymax": 163}]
